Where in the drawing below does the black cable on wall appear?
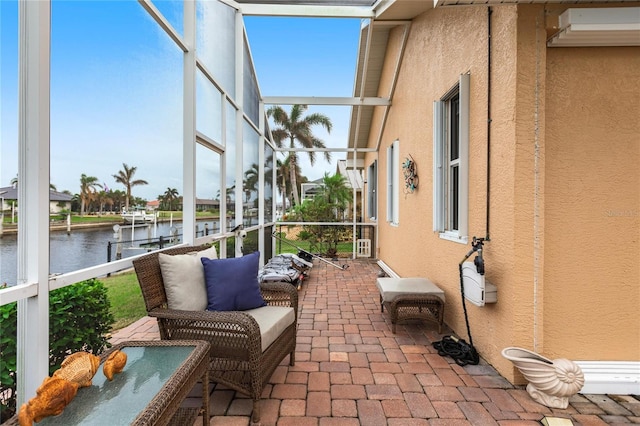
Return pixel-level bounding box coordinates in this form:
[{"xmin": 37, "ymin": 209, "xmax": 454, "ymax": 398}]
[{"xmin": 485, "ymin": 6, "xmax": 493, "ymax": 241}]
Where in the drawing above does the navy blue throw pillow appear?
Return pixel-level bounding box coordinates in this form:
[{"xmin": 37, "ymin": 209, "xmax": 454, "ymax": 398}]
[{"xmin": 201, "ymin": 251, "xmax": 266, "ymax": 311}]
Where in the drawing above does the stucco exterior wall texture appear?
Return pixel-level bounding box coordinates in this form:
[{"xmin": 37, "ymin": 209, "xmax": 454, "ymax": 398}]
[
  {"xmin": 544, "ymin": 45, "xmax": 640, "ymax": 361},
  {"xmin": 371, "ymin": 4, "xmax": 639, "ymax": 383}
]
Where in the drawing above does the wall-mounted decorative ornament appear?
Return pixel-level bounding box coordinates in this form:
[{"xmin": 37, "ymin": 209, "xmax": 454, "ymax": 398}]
[{"xmin": 402, "ymin": 155, "xmax": 418, "ymax": 193}]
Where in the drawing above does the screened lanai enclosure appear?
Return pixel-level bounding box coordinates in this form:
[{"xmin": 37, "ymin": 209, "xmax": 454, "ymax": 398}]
[{"xmin": 1, "ymin": 0, "xmax": 391, "ymax": 412}]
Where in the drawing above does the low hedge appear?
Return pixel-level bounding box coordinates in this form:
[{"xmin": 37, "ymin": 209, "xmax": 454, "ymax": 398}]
[{"xmin": 0, "ymin": 278, "xmax": 114, "ymax": 421}]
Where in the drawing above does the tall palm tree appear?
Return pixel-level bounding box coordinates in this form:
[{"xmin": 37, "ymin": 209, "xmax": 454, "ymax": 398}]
[
  {"xmin": 243, "ymin": 164, "xmax": 260, "ymax": 225},
  {"xmin": 216, "ymin": 185, "xmax": 236, "ymax": 208},
  {"xmin": 71, "ymin": 193, "xmax": 81, "ymax": 213},
  {"xmin": 9, "ymin": 175, "xmax": 57, "ymax": 191},
  {"xmin": 319, "ymin": 173, "xmax": 351, "ymax": 214},
  {"xmin": 163, "ymin": 187, "xmax": 179, "ymax": 211},
  {"xmin": 79, "ymin": 174, "xmax": 102, "ymax": 216},
  {"xmin": 267, "ymin": 104, "xmax": 332, "ymax": 207},
  {"xmin": 96, "ymin": 190, "xmax": 113, "ymax": 215},
  {"xmin": 276, "ymin": 156, "xmax": 292, "ymax": 214},
  {"xmin": 244, "ymin": 163, "xmax": 260, "ymax": 203},
  {"xmin": 276, "ymin": 155, "xmax": 308, "ymax": 215},
  {"xmin": 112, "ymin": 163, "xmax": 148, "ymax": 212},
  {"xmin": 109, "ymin": 189, "xmax": 126, "ymax": 213}
]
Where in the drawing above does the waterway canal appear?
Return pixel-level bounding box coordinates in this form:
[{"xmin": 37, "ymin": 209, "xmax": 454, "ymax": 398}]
[{"xmin": 0, "ymin": 220, "xmax": 220, "ymax": 286}]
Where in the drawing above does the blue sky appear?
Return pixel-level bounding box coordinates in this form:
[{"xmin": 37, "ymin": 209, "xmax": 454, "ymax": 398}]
[{"xmin": 0, "ymin": 1, "xmax": 361, "ymax": 201}]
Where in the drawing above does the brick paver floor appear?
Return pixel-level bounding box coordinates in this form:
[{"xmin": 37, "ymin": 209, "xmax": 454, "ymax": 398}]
[{"xmin": 111, "ymin": 258, "xmax": 640, "ymax": 425}]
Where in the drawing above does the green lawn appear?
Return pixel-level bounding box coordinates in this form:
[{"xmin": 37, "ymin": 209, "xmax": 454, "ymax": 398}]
[
  {"xmin": 102, "ymin": 271, "xmax": 147, "ymax": 331},
  {"xmin": 101, "ymin": 228, "xmax": 354, "ymax": 332},
  {"xmin": 67, "ymin": 215, "xmax": 122, "ymax": 224}
]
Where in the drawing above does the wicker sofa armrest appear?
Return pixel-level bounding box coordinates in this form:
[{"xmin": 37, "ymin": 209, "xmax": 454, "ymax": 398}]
[
  {"xmin": 260, "ymin": 281, "xmax": 298, "ymax": 316},
  {"xmin": 148, "ymin": 307, "xmax": 262, "ymax": 351}
]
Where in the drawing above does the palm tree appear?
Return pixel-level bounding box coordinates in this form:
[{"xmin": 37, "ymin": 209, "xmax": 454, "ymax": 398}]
[
  {"xmin": 318, "ymin": 173, "xmax": 351, "ymax": 216},
  {"xmin": 163, "ymin": 187, "xmax": 179, "ymax": 211},
  {"xmin": 79, "ymin": 174, "xmax": 102, "ymax": 216},
  {"xmin": 109, "ymin": 189, "xmax": 126, "ymax": 213},
  {"xmin": 112, "ymin": 163, "xmax": 148, "ymax": 212},
  {"xmin": 267, "ymin": 104, "xmax": 332, "ymax": 207},
  {"xmin": 276, "ymin": 156, "xmax": 292, "ymax": 215},
  {"xmin": 244, "ymin": 164, "xmax": 260, "ymax": 225},
  {"xmin": 215, "ymin": 185, "xmax": 236, "ymax": 212},
  {"xmin": 244, "ymin": 163, "xmax": 259, "ymax": 204},
  {"xmin": 95, "ymin": 190, "xmax": 113, "ymax": 215},
  {"xmin": 276, "ymin": 155, "xmax": 309, "ymax": 216},
  {"xmin": 9, "ymin": 175, "xmax": 57, "ymax": 191},
  {"xmin": 71, "ymin": 193, "xmax": 81, "ymax": 213}
]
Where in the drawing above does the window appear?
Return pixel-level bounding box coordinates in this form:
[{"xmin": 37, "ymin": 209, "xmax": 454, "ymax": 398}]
[
  {"xmin": 386, "ymin": 140, "xmax": 399, "ymax": 226},
  {"xmin": 433, "ymin": 74, "xmax": 469, "ymax": 241},
  {"xmin": 367, "ymin": 160, "xmax": 377, "ymax": 220}
]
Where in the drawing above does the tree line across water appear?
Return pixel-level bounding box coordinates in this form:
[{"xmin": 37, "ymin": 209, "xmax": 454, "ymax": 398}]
[{"xmin": 5, "ymin": 105, "xmax": 347, "ymax": 222}]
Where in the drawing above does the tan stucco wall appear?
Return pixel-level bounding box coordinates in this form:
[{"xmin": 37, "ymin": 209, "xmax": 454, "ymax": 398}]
[
  {"xmin": 369, "ymin": 4, "xmax": 640, "ymax": 382},
  {"xmin": 543, "ymin": 44, "xmax": 640, "ymax": 360}
]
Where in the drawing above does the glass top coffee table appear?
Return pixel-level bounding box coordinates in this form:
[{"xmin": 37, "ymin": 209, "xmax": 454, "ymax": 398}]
[{"xmin": 38, "ymin": 340, "xmax": 210, "ymax": 426}]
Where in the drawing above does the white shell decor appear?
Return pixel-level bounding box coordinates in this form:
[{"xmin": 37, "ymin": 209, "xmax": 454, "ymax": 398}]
[{"xmin": 502, "ymin": 347, "xmax": 585, "ymax": 409}]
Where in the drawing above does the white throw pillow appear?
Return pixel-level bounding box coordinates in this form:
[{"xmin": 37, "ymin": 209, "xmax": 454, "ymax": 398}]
[{"xmin": 158, "ymin": 246, "xmax": 218, "ymax": 311}]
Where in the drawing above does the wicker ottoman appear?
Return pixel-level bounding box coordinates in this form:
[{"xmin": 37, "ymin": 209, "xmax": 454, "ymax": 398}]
[{"xmin": 376, "ymin": 277, "xmax": 445, "ymax": 333}]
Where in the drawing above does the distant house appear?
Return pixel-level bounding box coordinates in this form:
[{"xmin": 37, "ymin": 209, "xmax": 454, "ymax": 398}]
[
  {"xmin": 146, "ymin": 199, "xmax": 160, "ymax": 211},
  {"xmin": 301, "ymin": 160, "xmax": 365, "ymax": 220},
  {"xmin": 0, "ymin": 185, "xmax": 73, "ymax": 214},
  {"xmin": 302, "ymin": 160, "xmax": 365, "ymax": 202},
  {"xmin": 300, "ymin": 180, "xmax": 323, "ymax": 202},
  {"xmin": 195, "ymin": 198, "xmax": 219, "ymax": 212},
  {"xmin": 336, "ymin": 159, "xmax": 364, "ymax": 220}
]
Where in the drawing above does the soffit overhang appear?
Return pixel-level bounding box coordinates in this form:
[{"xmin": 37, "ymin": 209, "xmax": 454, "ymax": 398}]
[{"xmin": 349, "ymin": 1, "xmax": 639, "ymax": 165}]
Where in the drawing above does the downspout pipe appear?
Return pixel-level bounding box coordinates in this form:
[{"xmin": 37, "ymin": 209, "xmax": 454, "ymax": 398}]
[{"xmin": 485, "ymin": 6, "xmax": 492, "ymax": 241}]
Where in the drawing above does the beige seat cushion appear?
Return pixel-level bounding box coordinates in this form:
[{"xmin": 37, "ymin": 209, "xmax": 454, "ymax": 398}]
[
  {"xmin": 158, "ymin": 246, "xmax": 218, "ymax": 311},
  {"xmin": 245, "ymin": 306, "xmax": 295, "ymax": 352},
  {"xmin": 376, "ymin": 277, "xmax": 445, "ymax": 303}
]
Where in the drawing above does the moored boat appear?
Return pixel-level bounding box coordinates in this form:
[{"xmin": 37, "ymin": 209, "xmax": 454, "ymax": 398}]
[{"xmin": 121, "ymin": 210, "xmax": 156, "ymax": 223}]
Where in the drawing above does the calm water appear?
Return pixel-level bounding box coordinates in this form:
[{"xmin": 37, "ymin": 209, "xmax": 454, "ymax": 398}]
[{"xmin": 0, "ymin": 221, "xmax": 220, "ymax": 286}]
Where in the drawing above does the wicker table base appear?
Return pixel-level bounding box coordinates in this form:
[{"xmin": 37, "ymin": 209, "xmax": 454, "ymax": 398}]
[{"xmin": 377, "ymin": 278, "xmax": 445, "ymax": 333}]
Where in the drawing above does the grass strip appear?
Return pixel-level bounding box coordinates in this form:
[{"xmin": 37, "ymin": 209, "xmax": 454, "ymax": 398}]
[{"xmin": 102, "ymin": 271, "xmax": 147, "ymax": 332}]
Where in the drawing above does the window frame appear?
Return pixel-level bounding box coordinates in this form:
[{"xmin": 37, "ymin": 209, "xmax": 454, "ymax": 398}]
[{"xmin": 433, "ymin": 74, "xmax": 469, "ymax": 243}]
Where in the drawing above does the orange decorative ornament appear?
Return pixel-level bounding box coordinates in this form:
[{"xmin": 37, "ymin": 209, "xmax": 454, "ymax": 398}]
[
  {"xmin": 17, "ymin": 376, "xmax": 79, "ymax": 426},
  {"xmin": 103, "ymin": 349, "xmax": 128, "ymax": 381},
  {"xmin": 52, "ymin": 351, "xmax": 101, "ymax": 387}
]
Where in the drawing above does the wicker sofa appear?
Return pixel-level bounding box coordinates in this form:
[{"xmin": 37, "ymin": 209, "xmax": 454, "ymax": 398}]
[{"xmin": 132, "ymin": 245, "xmax": 298, "ymax": 423}]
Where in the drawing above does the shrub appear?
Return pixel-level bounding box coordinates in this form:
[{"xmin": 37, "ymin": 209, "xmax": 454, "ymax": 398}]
[
  {"xmin": 0, "ymin": 302, "xmax": 17, "ymax": 422},
  {"xmin": 291, "ymin": 173, "xmax": 351, "ymax": 257},
  {"xmin": 297, "ymin": 230, "xmax": 312, "ymax": 240},
  {"xmin": 0, "ymin": 278, "xmax": 114, "ymax": 421}
]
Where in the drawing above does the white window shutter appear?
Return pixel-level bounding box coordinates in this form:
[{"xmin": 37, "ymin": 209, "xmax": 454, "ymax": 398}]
[
  {"xmin": 386, "ymin": 141, "xmax": 400, "ymax": 225},
  {"xmin": 392, "ymin": 140, "xmax": 400, "ymax": 225},
  {"xmin": 458, "ymin": 73, "xmax": 470, "ymax": 238},
  {"xmin": 433, "ymin": 100, "xmax": 445, "ymax": 232},
  {"xmin": 386, "ymin": 145, "xmax": 393, "ymax": 223}
]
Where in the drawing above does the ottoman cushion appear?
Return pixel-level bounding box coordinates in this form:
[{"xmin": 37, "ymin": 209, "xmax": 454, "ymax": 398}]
[{"xmin": 376, "ymin": 277, "xmax": 445, "ymax": 303}]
